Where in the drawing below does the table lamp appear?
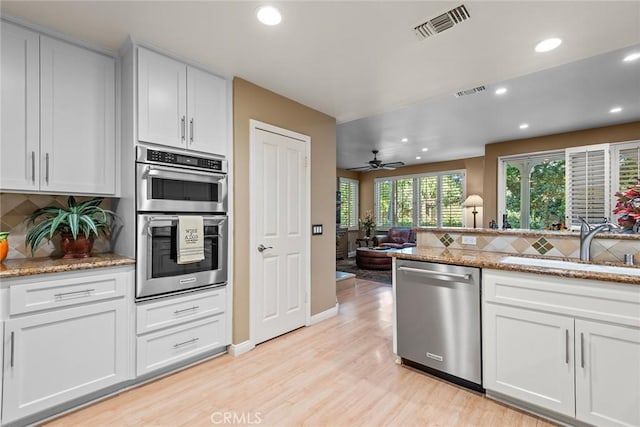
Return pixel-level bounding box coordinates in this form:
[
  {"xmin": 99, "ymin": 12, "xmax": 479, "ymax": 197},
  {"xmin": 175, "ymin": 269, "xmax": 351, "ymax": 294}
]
[{"xmin": 463, "ymin": 194, "xmax": 483, "ymax": 228}]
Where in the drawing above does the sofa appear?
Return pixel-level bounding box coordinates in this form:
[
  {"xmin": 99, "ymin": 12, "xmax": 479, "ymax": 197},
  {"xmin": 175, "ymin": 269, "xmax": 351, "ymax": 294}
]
[{"xmin": 373, "ymin": 227, "xmax": 417, "ymax": 249}]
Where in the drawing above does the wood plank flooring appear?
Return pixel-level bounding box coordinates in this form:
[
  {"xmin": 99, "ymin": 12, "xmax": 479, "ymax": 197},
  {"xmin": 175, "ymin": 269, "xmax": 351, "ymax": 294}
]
[{"xmin": 45, "ymin": 279, "xmax": 555, "ymax": 426}]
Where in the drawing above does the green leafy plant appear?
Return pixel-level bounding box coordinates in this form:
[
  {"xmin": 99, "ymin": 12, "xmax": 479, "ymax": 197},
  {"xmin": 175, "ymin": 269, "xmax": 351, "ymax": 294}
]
[{"xmin": 25, "ymin": 196, "xmax": 116, "ymax": 256}]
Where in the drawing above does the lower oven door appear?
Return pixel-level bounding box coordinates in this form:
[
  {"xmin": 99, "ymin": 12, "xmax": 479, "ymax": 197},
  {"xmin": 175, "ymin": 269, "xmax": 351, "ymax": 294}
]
[{"xmin": 136, "ymin": 214, "xmax": 228, "ymax": 299}]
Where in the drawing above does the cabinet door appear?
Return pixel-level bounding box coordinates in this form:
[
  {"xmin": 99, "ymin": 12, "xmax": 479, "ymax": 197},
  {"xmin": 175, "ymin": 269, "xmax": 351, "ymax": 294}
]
[
  {"xmin": 575, "ymin": 319, "xmax": 640, "ymax": 427},
  {"xmin": 1, "ymin": 22, "xmax": 40, "ymax": 191},
  {"xmin": 483, "ymin": 304, "xmax": 575, "ymax": 416},
  {"xmin": 2, "ymin": 299, "xmax": 128, "ymax": 423},
  {"xmin": 40, "ymin": 36, "xmax": 116, "ymax": 195},
  {"xmin": 186, "ymin": 66, "xmax": 227, "ymax": 156},
  {"xmin": 137, "ymin": 47, "xmax": 186, "ymax": 149}
]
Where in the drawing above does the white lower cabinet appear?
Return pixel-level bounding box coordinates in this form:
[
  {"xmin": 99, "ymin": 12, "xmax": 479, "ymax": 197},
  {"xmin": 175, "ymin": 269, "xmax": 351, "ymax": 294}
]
[
  {"xmin": 135, "ymin": 287, "xmax": 228, "ymax": 377},
  {"xmin": 483, "ymin": 269, "xmax": 640, "ymax": 427},
  {"xmin": 575, "ymin": 319, "xmax": 640, "ymax": 427},
  {"xmin": 483, "ymin": 304, "xmax": 575, "ymax": 416},
  {"xmin": 1, "ymin": 266, "xmax": 133, "ymax": 425}
]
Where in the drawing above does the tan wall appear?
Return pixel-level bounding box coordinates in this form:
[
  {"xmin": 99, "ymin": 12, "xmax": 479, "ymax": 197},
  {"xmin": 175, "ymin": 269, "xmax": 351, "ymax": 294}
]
[
  {"xmin": 233, "ymin": 78, "xmax": 337, "ymax": 344},
  {"xmin": 358, "ymin": 156, "xmax": 485, "ymax": 224},
  {"xmin": 483, "ymin": 121, "xmax": 640, "ymax": 226}
]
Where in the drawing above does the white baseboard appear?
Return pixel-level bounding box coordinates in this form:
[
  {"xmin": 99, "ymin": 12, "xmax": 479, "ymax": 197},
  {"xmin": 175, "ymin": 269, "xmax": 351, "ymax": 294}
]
[
  {"xmin": 309, "ymin": 303, "xmax": 339, "ymax": 325},
  {"xmin": 228, "ymin": 340, "xmax": 255, "ymax": 357}
]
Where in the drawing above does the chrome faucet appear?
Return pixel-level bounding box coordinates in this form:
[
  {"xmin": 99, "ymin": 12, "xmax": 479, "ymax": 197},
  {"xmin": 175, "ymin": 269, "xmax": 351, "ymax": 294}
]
[{"xmin": 578, "ymin": 217, "xmax": 619, "ymax": 261}]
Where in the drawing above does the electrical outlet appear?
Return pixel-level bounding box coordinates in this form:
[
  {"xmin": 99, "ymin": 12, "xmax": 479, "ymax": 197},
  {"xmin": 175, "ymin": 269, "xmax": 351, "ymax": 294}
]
[{"xmin": 461, "ymin": 236, "xmax": 477, "ymax": 245}]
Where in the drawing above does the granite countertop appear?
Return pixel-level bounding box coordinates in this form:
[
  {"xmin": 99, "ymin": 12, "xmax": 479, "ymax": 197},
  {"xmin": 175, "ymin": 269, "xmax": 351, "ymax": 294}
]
[
  {"xmin": 389, "ymin": 247, "xmax": 640, "ymax": 286},
  {"xmin": 0, "ymin": 253, "xmax": 135, "ymax": 279}
]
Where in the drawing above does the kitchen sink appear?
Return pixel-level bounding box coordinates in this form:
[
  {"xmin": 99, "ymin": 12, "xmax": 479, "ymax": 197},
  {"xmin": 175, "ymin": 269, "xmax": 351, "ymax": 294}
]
[{"xmin": 500, "ymin": 256, "xmax": 640, "ymax": 277}]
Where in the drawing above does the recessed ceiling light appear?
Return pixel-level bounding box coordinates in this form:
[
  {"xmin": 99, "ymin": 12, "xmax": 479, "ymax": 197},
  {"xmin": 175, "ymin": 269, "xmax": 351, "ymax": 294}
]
[
  {"xmin": 401, "ymin": 138, "xmax": 408, "ymax": 142},
  {"xmin": 421, "ymin": 148, "xmax": 429, "ymax": 152},
  {"xmin": 416, "ymin": 156, "xmax": 421, "ymax": 160},
  {"xmin": 519, "ymin": 123, "xmax": 529, "ymax": 129},
  {"xmin": 535, "ymin": 38, "xmax": 562, "ymax": 53},
  {"xmin": 610, "ymin": 107, "xmax": 623, "ymax": 113},
  {"xmin": 257, "ymin": 6, "xmax": 282, "ymax": 26},
  {"xmin": 623, "ymin": 53, "xmax": 640, "ymax": 62},
  {"xmin": 495, "ymin": 87, "xmax": 507, "ymax": 95}
]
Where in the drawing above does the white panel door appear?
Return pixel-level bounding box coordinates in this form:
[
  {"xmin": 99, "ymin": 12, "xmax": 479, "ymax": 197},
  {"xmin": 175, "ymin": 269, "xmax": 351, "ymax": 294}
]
[
  {"xmin": 186, "ymin": 66, "xmax": 227, "ymax": 156},
  {"xmin": 137, "ymin": 47, "xmax": 186, "ymax": 149},
  {"xmin": 575, "ymin": 319, "xmax": 640, "ymax": 427},
  {"xmin": 1, "ymin": 22, "xmax": 39, "ymax": 191},
  {"xmin": 252, "ymin": 126, "xmax": 308, "ymax": 344},
  {"xmin": 2, "ymin": 300, "xmax": 128, "ymax": 423},
  {"xmin": 483, "ymin": 303, "xmax": 575, "ymax": 417},
  {"xmin": 40, "ymin": 36, "xmax": 116, "ymax": 195}
]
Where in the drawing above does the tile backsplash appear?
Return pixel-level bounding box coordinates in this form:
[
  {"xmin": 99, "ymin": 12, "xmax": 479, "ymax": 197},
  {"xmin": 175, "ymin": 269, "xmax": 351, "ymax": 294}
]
[
  {"xmin": 0, "ymin": 193, "xmax": 111, "ymax": 259},
  {"xmin": 417, "ymin": 228, "xmax": 640, "ymax": 263}
]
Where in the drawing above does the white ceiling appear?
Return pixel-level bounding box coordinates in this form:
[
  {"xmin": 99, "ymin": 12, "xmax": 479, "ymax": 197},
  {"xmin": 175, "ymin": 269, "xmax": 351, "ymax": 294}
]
[{"xmin": 2, "ymin": 1, "xmax": 639, "ymax": 168}]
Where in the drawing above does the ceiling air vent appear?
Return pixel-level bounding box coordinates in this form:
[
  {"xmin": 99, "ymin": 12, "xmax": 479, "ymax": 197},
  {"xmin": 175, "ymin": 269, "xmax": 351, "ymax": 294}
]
[
  {"xmin": 454, "ymin": 85, "xmax": 486, "ymax": 98},
  {"xmin": 414, "ymin": 4, "xmax": 471, "ymax": 40}
]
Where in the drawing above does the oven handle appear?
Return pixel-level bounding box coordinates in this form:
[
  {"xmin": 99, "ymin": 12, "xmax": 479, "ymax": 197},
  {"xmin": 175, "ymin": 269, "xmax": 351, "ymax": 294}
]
[
  {"xmin": 142, "ymin": 164, "xmax": 227, "ymax": 181},
  {"xmin": 145, "ymin": 215, "xmax": 227, "ymax": 234}
]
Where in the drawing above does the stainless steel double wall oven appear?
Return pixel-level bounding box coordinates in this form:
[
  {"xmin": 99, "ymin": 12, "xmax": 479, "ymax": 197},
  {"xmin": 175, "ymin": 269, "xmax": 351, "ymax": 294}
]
[{"xmin": 136, "ymin": 146, "xmax": 228, "ymax": 300}]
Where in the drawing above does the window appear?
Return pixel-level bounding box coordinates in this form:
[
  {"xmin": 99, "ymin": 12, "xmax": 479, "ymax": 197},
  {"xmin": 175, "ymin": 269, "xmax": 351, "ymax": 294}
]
[
  {"xmin": 502, "ymin": 151, "xmax": 566, "ymax": 229},
  {"xmin": 374, "ymin": 171, "xmax": 465, "ymax": 228},
  {"xmin": 338, "ymin": 177, "xmax": 359, "ymax": 230},
  {"xmin": 498, "ymin": 140, "xmax": 639, "ymax": 230}
]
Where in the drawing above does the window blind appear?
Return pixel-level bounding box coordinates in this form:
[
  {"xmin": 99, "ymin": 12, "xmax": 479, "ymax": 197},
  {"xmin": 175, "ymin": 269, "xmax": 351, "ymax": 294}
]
[
  {"xmin": 374, "ymin": 170, "xmax": 465, "ymax": 228},
  {"xmin": 339, "ymin": 177, "xmax": 359, "ymax": 229},
  {"xmin": 616, "ymin": 145, "xmax": 640, "ymax": 191},
  {"xmin": 566, "ymin": 144, "xmax": 609, "ymax": 228}
]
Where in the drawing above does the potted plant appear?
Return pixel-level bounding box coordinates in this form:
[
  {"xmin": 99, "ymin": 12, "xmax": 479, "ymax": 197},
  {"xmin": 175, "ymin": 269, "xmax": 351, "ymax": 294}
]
[
  {"xmin": 25, "ymin": 196, "xmax": 116, "ymax": 258},
  {"xmin": 613, "ymin": 180, "xmax": 640, "ymax": 233}
]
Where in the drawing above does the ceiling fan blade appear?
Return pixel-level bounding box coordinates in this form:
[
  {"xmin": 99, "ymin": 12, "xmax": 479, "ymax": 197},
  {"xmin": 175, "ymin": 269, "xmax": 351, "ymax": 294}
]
[
  {"xmin": 347, "ymin": 165, "xmax": 373, "ymax": 171},
  {"xmin": 381, "ymin": 162, "xmax": 405, "ymax": 168},
  {"xmin": 381, "ymin": 166, "xmax": 397, "ymax": 170}
]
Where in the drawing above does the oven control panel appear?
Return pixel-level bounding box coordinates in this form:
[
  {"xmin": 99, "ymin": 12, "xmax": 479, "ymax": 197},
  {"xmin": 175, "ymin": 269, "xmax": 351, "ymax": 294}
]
[{"xmin": 144, "ymin": 148, "xmax": 226, "ymax": 172}]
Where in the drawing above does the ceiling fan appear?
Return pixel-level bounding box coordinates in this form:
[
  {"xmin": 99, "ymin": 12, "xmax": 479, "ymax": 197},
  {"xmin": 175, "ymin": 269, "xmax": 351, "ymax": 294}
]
[{"xmin": 347, "ymin": 150, "xmax": 405, "ymax": 172}]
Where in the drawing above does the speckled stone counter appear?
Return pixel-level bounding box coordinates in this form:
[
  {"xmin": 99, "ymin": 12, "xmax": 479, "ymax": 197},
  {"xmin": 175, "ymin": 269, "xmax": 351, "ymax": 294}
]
[
  {"xmin": 0, "ymin": 253, "xmax": 135, "ymax": 279},
  {"xmin": 389, "ymin": 247, "xmax": 640, "ymax": 286}
]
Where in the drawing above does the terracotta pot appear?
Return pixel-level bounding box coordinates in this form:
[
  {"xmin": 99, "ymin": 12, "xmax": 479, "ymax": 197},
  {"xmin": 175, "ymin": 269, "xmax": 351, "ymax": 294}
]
[{"xmin": 60, "ymin": 233, "xmax": 94, "ymax": 259}]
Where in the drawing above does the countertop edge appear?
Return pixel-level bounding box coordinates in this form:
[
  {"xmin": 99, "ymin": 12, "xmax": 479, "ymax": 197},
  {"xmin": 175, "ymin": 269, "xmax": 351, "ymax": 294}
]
[
  {"xmin": 0, "ymin": 254, "xmax": 136, "ymax": 279},
  {"xmin": 389, "ymin": 249, "xmax": 640, "ymax": 286}
]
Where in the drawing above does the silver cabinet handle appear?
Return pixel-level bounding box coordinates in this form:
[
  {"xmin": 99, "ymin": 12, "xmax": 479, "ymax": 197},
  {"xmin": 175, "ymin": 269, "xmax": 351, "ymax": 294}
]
[
  {"xmin": 580, "ymin": 332, "xmax": 585, "ymax": 368},
  {"xmin": 181, "ymin": 116, "xmax": 186, "ymax": 142},
  {"xmin": 31, "ymin": 151, "xmax": 36, "ymax": 183},
  {"xmin": 189, "ymin": 118, "xmax": 194, "ymax": 143},
  {"xmin": 398, "ymin": 266, "xmax": 471, "ymax": 281},
  {"xmin": 174, "ymin": 305, "xmax": 199, "ymax": 315},
  {"xmin": 10, "ymin": 331, "xmax": 15, "ymax": 368},
  {"xmin": 173, "ymin": 337, "xmax": 199, "ymax": 349},
  {"xmin": 45, "ymin": 152, "xmax": 50, "ymax": 184},
  {"xmin": 54, "ymin": 289, "xmax": 95, "ymax": 299},
  {"xmin": 565, "ymin": 329, "xmax": 570, "ymax": 365},
  {"xmin": 258, "ymin": 244, "xmax": 273, "ymax": 252}
]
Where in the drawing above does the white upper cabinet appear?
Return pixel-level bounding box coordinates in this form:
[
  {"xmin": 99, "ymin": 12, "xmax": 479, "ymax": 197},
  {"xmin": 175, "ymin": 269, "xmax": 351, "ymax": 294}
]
[
  {"xmin": 137, "ymin": 47, "xmax": 228, "ymax": 157},
  {"xmin": 0, "ymin": 21, "xmax": 117, "ymax": 195},
  {"xmin": 137, "ymin": 47, "xmax": 186, "ymax": 149},
  {"xmin": 40, "ymin": 36, "xmax": 116, "ymax": 195},
  {"xmin": 1, "ymin": 22, "xmax": 40, "ymax": 191}
]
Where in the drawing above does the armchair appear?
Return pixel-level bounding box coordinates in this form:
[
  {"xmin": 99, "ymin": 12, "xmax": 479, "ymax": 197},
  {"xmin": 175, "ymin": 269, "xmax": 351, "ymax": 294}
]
[{"xmin": 373, "ymin": 227, "xmax": 417, "ymax": 249}]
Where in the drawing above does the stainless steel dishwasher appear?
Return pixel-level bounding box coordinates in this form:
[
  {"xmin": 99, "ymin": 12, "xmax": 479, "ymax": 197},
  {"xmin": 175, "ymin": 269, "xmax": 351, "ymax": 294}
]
[{"xmin": 395, "ymin": 259, "xmax": 482, "ymax": 391}]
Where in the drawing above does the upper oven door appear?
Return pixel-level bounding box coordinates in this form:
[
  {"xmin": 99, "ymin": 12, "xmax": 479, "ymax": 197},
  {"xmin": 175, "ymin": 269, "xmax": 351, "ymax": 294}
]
[{"xmin": 136, "ymin": 163, "xmax": 227, "ymax": 212}]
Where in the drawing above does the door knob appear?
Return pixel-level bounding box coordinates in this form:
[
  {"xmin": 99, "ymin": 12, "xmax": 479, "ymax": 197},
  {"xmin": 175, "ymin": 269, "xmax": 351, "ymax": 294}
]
[{"xmin": 257, "ymin": 244, "xmax": 273, "ymax": 252}]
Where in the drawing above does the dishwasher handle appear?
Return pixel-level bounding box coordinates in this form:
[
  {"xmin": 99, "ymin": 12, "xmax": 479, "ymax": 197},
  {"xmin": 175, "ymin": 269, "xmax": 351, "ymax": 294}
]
[{"xmin": 398, "ymin": 266, "xmax": 472, "ymax": 281}]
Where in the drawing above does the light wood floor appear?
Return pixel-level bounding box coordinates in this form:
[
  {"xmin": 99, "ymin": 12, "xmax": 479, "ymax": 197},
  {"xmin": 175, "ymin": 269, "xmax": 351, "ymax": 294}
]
[{"xmin": 45, "ymin": 279, "xmax": 555, "ymax": 427}]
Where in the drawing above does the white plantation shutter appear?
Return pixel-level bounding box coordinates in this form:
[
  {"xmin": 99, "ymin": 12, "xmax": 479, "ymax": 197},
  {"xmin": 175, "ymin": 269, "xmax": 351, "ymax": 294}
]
[
  {"xmin": 374, "ymin": 180, "xmax": 393, "ymax": 227},
  {"xmin": 339, "ymin": 177, "xmax": 359, "ymax": 230},
  {"xmin": 440, "ymin": 172, "xmax": 465, "ymax": 226},
  {"xmin": 374, "ymin": 170, "xmax": 465, "ymax": 228},
  {"xmin": 566, "ymin": 144, "xmax": 610, "ymax": 229},
  {"xmin": 614, "ymin": 143, "xmax": 640, "ymax": 191}
]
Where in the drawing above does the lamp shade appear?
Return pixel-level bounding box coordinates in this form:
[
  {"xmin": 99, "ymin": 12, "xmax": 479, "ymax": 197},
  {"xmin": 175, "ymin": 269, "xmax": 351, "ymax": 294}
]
[{"xmin": 463, "ymin": 194, "xmax": 483, "ymax": 207}]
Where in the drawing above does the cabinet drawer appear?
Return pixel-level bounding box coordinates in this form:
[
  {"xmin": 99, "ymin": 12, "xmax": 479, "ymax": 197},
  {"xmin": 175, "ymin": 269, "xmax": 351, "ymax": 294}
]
[
  {"xmin": 136, "ymin": 287, "xmax": 226, "ymax": 334},
  {"xmin": 136, "ymin": 314, "xmax": 226, "ymax": 376},
  {"xmin": 9, "ymin": 268, "xmax": 130, "ymax": 315}
]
